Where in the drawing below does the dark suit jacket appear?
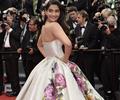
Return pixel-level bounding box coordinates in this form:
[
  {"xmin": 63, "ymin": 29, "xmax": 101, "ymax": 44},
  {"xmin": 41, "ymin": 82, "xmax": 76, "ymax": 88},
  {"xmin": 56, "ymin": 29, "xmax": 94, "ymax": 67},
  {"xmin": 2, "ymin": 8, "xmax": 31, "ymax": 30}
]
[
  {"xmin": 0, "ymin": 31, "xmax": 5, "ymax": 49},
  {"xmin": 0, "ymin": 25, "xmax": 20, "ymax": 51},
  {"xmin": 21, "ymin": 30, "xmax": 44, "ymax": 61},
  {"xmin": 1, "ymin": 28, "xmax": 20, "ymax": 51},
  {"xmin": 9, "ymin": 29, "xmax": 21, "ymax": 50},
  {"xmin": 66, "ymin": 17, "xmax": 77, "ymax": 30},
  {"xmin": 100, "ymin": 28, "xmax": 120, "ymax": 49},
  {"xmin": 74, "ymin": 21, "xmax": 98, "ymax": 49}
]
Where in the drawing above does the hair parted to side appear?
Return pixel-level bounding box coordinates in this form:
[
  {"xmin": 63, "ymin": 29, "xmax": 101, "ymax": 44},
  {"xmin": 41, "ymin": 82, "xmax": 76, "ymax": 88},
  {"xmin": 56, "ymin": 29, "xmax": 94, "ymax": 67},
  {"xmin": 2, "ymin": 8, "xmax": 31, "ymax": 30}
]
[
  {"xmin": 67, "ymin": 6, "xmax": 78, "ymax": 13},
  {"xmin": 44, "ymin": 0, "xmax": 66, "ymax": 23},
  {"xmin": 44, "ymin": 0, "xmax": 69, "ymax": 35},
  {"xmin": 78, "ymin": 10, "xmax": 89, "ymax": 21}
]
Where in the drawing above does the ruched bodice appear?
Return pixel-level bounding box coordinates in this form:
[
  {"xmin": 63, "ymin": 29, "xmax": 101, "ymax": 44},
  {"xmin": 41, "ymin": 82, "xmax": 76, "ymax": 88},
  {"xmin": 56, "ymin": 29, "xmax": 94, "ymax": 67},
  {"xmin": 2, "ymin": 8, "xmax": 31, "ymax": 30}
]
[{"xmin": 43, "ymin": 40, "xmax": 64, "ymax": 58}]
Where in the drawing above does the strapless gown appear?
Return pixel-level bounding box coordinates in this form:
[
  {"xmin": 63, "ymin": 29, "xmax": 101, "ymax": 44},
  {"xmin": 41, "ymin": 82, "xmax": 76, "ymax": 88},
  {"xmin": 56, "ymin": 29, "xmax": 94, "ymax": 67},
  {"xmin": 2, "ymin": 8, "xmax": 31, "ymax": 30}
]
[{"xmin": 16, "ymin": 40, "xmax": 104, "ymax": 100}]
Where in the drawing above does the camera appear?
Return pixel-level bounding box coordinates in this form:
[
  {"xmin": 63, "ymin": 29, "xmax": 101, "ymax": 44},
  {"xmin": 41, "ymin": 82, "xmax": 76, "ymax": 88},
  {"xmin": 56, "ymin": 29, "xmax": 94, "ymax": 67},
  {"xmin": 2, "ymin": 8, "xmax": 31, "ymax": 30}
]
[
  {"xmin": 93, "ymin": 15, "xmax": 105, "ymax": 23},
  {"xmin": 25, "ymin": 47, "xmax": 31, "ymax": 53},
  {"xmin": 99, "ymin": 24, "xmax": 108, "ymax": 31},
  {"xmin": 93, "ymin": 14, "xmax": 108, "ymax": 32},
  {"xmin": 1, "ymin": 23, "xmax": 7, "ymax": 28},
  {"xmin": 20, "ymin": 14, "xmax": 30, "ymax": 22},
  {"xmin": 75, "ymin": 36, "xmax": 84, "ymax": 46},
  {"xmin": 99, "ymin": 21, "xmax": 108, "ymax": 31},
  {"xmin": 0, "ymin": 22, "xmax": 8, "ymax": 30}
]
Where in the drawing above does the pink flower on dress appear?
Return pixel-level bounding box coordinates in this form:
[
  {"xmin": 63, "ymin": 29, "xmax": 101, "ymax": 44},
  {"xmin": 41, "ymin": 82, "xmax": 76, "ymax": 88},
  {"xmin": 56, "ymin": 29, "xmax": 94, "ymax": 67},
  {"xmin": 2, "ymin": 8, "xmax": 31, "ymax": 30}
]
[
  {"xmin": 76, "ymin": 76, "xmax": 87, "ymax": 92},
  {"xmin": 68, "ymin": 62, "xmax": 77, "ymax": 72},
  {"xmin": 55, "ymin": 74, "xmax": 66, "ymax": 88},
  {"xmin": 44, "ymin": 84, "xmax": 56, "ymax": 100}
]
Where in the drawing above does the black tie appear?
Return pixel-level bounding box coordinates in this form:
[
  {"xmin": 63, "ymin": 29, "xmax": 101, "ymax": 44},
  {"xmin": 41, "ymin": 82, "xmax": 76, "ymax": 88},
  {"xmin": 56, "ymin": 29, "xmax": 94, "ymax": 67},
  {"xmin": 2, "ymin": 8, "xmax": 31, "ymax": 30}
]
[{"xmin": 80, "ymin": 26, "xmax": 85, "ymax": 29}]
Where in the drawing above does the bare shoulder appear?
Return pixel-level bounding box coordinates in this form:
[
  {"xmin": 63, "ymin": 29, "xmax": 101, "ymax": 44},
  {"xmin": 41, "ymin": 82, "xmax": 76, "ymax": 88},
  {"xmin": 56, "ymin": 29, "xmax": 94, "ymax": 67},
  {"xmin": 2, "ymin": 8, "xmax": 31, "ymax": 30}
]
[
  {"xmin": 44, "ymin": 22, "xmax": 62, "ymax": 33},
  {"xmin": 49, "ymin": 22, "xmax": 61, "ymax": 28}
]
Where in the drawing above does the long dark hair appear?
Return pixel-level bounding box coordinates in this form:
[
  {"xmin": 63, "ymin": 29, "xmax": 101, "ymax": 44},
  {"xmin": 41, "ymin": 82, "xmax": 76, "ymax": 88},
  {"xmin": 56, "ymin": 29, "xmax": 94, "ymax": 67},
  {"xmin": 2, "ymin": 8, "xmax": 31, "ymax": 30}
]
[{"xmin": 44, "ymin": 0, "xmax": 69, "ymax": 34}]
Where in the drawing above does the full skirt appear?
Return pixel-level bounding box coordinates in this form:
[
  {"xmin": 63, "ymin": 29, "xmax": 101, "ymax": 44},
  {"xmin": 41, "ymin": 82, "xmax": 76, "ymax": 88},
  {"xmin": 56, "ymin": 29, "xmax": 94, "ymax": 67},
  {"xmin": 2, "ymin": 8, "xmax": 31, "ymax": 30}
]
[{"xmin": 16, "ymin": 57, "xmax": 104, "ymax": 100}]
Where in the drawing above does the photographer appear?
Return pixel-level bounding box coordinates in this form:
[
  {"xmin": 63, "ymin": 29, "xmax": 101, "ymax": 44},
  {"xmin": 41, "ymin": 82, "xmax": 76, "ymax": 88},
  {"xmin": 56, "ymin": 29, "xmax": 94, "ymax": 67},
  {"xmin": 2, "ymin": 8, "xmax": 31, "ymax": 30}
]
[
  {"xmin": 99, "ymin": 16, "xmax": 120, "ymax": 100},
  {"xmin": 1, "ymin": 14, "xmax": 21, "ymax": 96},
  {"xmin": 18, "ymin": 17, "xmax": 44, "ymax": 79}
]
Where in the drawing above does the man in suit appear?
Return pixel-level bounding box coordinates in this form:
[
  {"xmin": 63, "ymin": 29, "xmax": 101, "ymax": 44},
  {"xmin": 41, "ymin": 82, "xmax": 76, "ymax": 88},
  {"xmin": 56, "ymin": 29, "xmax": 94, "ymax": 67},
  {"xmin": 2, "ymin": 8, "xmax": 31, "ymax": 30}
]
[
  {"xmin": 2, "ymin": 15, "xmax": 21, "ymax": 96},
  {"xmin": 18, "ymin": 17, "xmax": 44, "ymax": 79},
  {"xmin": 66, "ymin": 6, "xmax": 78, "ymax": 47},
  {"xmin": 99, "ymin": 16, "xmax": 120, "ymax": 100},
  {"xmin": 72, "ymin": 10, "xmax": 98, "ymax": 86},
  {"xmin": 66, "ymin": 6, "xmax": 78, "ymax": 30}
]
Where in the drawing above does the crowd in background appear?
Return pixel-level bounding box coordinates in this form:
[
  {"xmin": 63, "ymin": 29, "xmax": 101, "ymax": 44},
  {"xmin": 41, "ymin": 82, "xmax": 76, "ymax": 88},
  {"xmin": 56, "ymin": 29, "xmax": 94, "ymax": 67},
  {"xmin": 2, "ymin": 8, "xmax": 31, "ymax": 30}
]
[{"xmin": 0, "ymin": 0, "xmax": 120, "ymax": 100}]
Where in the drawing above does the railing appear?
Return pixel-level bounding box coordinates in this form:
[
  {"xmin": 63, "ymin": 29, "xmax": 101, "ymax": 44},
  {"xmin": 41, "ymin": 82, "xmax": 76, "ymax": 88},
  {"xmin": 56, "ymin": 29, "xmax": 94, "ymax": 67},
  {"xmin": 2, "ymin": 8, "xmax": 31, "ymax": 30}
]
[
  {"xmin": 0, "ymin": 48, "xmax": 120, "ymax": 54},
  {"xmin": 72, "ymin": 48, "xmax": 120, "ymax": 54}
]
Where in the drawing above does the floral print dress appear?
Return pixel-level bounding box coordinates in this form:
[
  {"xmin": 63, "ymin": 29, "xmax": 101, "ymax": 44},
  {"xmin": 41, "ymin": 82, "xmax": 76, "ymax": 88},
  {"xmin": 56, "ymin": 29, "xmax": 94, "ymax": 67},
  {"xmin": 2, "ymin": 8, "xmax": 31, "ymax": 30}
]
[{"xmin": 16, "ymin": 40, "xmax": 104, "ymax": 100}]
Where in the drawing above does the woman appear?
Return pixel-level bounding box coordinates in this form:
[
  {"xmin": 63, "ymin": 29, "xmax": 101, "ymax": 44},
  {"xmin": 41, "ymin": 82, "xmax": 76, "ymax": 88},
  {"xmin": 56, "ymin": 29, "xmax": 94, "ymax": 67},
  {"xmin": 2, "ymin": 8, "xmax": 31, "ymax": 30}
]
[{"xmin": 16, "ymin": 0, "xmax": 104, "ymax": 100}]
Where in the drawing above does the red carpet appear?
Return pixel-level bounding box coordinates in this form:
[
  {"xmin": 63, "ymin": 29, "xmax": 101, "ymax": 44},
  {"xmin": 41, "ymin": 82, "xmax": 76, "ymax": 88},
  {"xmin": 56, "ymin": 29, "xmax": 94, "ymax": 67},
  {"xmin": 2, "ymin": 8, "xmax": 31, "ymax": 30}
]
[{"xmin": 0, "ymin": 94, "xmax": 16, "ymax": 100}]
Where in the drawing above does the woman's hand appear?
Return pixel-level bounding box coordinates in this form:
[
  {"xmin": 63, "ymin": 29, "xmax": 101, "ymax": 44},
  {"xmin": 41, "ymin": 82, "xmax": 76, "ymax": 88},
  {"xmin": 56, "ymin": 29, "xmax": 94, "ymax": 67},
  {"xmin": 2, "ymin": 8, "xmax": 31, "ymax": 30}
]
[{"xmin": 59, "ymin": 56, "xmax": 69, "ymax": 63}]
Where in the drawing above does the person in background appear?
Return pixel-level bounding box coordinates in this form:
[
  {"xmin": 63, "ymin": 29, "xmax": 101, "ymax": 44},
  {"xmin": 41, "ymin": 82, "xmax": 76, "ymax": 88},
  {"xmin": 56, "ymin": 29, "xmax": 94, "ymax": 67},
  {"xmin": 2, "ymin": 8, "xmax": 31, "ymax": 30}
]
[
  {"xmin": 66, "ymin": 6, "xmax": 78, "ymax": 31},
  {"xmin": 72, "ymin": 10, "xmax": 98, "ymax": 87},
  {"xmin": 99, "ymin": 16, "xmax": 120, "ymax": 100},
  {"xmin": 18, "ymin": 17, "xmax": 44, "ymax": 79},
  {"xmin": 1, "ymin": 14, "xmax": 20, "ymax": 97}
]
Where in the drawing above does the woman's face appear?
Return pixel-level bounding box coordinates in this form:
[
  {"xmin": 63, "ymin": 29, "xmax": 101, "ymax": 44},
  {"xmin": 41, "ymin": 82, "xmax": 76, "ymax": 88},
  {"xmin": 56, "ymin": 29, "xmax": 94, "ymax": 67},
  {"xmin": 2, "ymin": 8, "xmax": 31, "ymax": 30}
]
[{"xmin": 46, "ymin": 4, "xmax": 60, "ymax": 22}]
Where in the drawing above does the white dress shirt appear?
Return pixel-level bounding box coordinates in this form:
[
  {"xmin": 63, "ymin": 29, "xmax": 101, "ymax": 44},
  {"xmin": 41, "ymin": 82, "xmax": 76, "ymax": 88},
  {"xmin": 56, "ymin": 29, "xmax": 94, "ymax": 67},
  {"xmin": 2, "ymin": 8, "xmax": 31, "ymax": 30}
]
[{"xmin": 4, "ymin": 28, "xmax": 13, "ymax": 48}]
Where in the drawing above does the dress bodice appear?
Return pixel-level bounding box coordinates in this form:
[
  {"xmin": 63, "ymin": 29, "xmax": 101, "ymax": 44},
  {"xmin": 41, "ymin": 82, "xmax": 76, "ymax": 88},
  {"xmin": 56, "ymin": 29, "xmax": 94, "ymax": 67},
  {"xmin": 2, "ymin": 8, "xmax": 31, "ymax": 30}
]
[{"xmin": 43, "ymin": 40, "xmax": 64, "ymax": 58}]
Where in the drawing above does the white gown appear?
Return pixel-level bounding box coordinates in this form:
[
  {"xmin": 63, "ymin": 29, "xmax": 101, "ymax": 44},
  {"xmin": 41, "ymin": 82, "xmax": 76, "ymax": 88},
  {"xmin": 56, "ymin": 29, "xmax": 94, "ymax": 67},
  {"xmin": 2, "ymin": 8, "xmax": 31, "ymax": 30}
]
[{"xmin": 16, "ymin": 40, "xmax": 104, "ymax": 100}]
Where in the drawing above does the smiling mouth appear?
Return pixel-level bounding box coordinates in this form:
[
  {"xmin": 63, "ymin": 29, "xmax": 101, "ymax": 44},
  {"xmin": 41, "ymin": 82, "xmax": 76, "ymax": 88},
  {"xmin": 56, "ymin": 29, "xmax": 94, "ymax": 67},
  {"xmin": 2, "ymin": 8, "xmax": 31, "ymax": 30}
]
[{"xmin": 51, "ymin": 17, "xmax": 57, "ymax": 19}]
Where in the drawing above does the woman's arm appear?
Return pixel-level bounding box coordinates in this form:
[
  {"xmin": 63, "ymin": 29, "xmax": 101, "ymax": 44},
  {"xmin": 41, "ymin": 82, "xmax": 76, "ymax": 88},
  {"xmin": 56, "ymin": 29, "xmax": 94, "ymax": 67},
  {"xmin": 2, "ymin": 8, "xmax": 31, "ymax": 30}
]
[{"xmin": 51, "ymin": 22, "xmax": 72, "ymax": 63}]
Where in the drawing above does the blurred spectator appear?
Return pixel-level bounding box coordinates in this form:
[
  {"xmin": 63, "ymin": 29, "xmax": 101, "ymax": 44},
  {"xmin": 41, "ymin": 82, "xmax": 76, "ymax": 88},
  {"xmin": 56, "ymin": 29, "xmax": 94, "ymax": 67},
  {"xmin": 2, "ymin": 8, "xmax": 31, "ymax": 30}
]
[
  {"xmin": 71, "ymin": 10, "xmax": 98, "ymax": 86},
  {"xmin": 18, "ymin": 17, "xmax": 44, "ymax": 79},
  {"xmin": 99, "ymin": 15, "xmax": 120, "ymax": 100},
  {"xmin": 66, "ymin": 6, "xmax": 78, "ymax": 30},
  {"xmin": 1, "ymin": 15, "xmax": 21, "ymax": 96},
  {"xmin": 0, "ymin": 0, "xmax": 12, "ymax": 11},
  {"xmin": 66, "ymin": 6, "xmax": 78, "ymax": 46}
]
